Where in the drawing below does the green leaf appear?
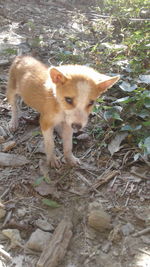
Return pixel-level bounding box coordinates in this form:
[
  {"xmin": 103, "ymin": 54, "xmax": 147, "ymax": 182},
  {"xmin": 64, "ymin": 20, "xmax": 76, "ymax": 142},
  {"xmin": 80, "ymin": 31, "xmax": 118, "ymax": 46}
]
[
  {"xmin": 119, "ymin": 81, "xmax": 137, "ymax": 92},
  {"xmin": 42, "ymin": 198, "xmax": 60, "ymax": 208},
  {"xmin": 34, "ymin": 176, "xmax": 44, "ymax": 186},
  {"xmin": 104, "ymin": 110, "xmax": 122, "ymax": 121},
  {"xmin": 114, "ymin": 96, "xmax": 131, "ymax": 104},
  {"xmin": 144, "ymin": 98, "xmax": 150, "ymax": 108},
  {"xmin": 93, "ymin": 105, "xmax": 101, "ymax": 113},
  {"xmin": 138, "ymin": 109, "xmax": 150, "ymax": 119},
  {"xmin": 112, "ymin": 112, "xmax": 123, "ymax": 121},
  {"xmin": 142, "ymin": 121, "xmax": 150, "ymax": 126},
  {"xmin": 144, "ymin": 137, "xmax": 150, "ymax": 154},
  {"xmin": 32, "ymin": 131, "xmax": 41, "ymax": 136},
  {"xmin": 121, "ymin": 124, "xmax": 142, "ymax": 131},
  {"xmin": 96, "ymin": 98, "xmax": 104, "ymax": 103}
]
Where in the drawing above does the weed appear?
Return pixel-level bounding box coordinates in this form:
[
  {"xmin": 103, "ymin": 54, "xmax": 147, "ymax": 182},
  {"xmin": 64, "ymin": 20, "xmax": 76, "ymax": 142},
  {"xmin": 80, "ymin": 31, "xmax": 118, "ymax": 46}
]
[{"xmin": 91, "ymin": 0, "xmax": 150, "ymax": 158}]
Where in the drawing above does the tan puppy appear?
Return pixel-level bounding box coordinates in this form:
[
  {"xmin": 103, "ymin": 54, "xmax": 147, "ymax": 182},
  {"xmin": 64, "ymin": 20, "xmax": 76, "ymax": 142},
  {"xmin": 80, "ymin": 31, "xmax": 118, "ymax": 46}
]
[{"xmin": 6, "ymin": 56, "xmax": 119, "ymax": 168}]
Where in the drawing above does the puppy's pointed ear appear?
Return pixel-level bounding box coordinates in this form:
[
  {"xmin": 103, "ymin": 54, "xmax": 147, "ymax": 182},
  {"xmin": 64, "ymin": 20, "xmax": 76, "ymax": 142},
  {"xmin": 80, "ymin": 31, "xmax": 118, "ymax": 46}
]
[
  {"xmin": 50, "ymin": 67, "xmax": 67, "ymax": 84},
  {"xmin": 97, "ymin": 76, "xmax": 120, "ymax": 94}
]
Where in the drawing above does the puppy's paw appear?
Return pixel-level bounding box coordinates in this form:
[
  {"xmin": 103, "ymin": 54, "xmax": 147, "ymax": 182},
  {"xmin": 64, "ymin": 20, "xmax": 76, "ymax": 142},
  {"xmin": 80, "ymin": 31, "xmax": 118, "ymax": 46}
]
[
  {"xmin": 9, "ymin": 119, "xmax": 19, "ymax": 132},
  {"xmin": 48, "ymin": 156, "xmax": 62, "ymax": 169},
  {"xmin": 66, "ymin": 155, "xmax": 81, "ymax": 167}
]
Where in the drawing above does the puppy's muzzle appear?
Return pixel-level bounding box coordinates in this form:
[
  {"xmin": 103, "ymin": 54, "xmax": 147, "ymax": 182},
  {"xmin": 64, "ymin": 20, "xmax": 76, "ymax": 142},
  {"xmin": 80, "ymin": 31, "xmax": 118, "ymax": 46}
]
[{"xmin": 71, "ymin": 123, "xmax": 82, "ymax": 132}]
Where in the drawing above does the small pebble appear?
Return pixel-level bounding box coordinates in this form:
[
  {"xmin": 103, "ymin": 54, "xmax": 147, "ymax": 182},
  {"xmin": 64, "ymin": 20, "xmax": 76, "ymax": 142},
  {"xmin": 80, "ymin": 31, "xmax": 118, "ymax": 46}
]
[
  {"xmin": 26, "ymin": 229, "xmax": 52, "ymax": 252},
  {"xmin": 101, "ymin": 241, "xmax": 112, "ymax": 253},
  {"xmin": 121, "ymin": 223, "xmax": 135, "ymax": 236},
  {"xmin": 141, "ymin": 236, "xmax": 150, "ymax": 245},
  {"xmin": 2, "ymin": 229, "xmax": 22, "ymax": 248},
  {"xmin": 88, "ymin": 209, "xmax": 112, "ymax": 231},
  {"xmin": 17, "ymin": 207, "xmax": 27, "ymax": 218},
  {"xmin": 36, "ymin": 219, "xmax": 54, "ymax": 231}
]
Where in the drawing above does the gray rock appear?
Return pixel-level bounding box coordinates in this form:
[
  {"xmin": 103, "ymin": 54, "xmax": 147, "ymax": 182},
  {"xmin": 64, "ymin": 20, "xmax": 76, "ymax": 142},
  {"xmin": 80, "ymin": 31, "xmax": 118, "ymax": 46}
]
[
  {"xmin": 141, "ymin": 236, "xmax": 150, "ymax": 244},
  {"xmin": 2, "ymin": 229, "xmax": 22, "ymax": 248},
  {"xmin": 17, "ymin": 207, "xmax": 27, "ymax": 218},
  {"xmin": 26, "ymin": 229, "xmax": 52, "ymax": 252},
  {"xmin": 121, "ymin": 223, "xmax": 135, "ymax": 236},
  {"xmin": 101, "ymin": 241, "xmax": 112, "ymax": 253},
  {"xmin": 35, "ymin": 219, "xmax": 54, "ymax": 232}
]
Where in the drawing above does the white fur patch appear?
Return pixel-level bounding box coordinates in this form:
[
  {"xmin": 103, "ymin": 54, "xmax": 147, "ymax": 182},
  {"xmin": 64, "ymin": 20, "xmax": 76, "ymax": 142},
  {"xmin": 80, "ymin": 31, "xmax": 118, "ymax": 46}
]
[
  {"xmin": 44, "ymin": 73, "xmax": 56, "ymax": 96},
  {"xmin": 76, "ymin": 81, "xmax": 91, "ymax": 108},
  {"xmin": 63, "ymin": 81, "xmax": 91, "ymax": 128}
]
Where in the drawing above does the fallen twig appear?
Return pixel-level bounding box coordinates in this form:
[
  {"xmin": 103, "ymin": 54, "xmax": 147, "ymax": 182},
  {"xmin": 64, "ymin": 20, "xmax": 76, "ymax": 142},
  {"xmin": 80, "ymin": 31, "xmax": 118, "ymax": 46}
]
[
  {"xmin": 89, "ymin": 170, "xmax": 119, "ymax": 191},
  {"xmin": 76, "ymin": 172, "xmax": 99, "ymax": 194},
  {"xmin": 121, "ymin": 181, "xmax": 130, "ymax": 197},
  {"xmin": 130, "ymin": 170, "xmax": 150, "ymax": 180},
  {"xmin": 132, "ymin": 227, "xmax": 150, "ymax": 237},
  {"xmin": 0, "ymin": 246, "xmax": 12, "ymax": 261},
  {"xmin": 138, "ymin": 248, "xmax": 150, "ymax": 257}
]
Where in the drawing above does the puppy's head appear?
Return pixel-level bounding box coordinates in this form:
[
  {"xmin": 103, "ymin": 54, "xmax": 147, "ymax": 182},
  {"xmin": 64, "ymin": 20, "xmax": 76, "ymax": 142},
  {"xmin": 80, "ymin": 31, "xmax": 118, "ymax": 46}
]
[{"xmin": 50, "ymin": 65, "xmax": 119, "ymax": 132}]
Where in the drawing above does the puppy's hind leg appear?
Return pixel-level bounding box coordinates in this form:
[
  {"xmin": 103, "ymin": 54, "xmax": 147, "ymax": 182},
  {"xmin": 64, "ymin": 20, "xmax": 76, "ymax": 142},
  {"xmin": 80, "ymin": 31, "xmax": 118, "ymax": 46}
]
[{"xmin": 6, "ymin": 72, "xmax": 19, "ymax": 132}]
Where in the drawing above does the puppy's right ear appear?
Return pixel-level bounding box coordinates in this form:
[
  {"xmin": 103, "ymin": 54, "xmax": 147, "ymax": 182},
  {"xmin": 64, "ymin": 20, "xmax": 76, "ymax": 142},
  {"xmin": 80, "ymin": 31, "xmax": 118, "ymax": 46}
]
[{"xmin": 50, "ymin": 67, "xmax": 67, "ymax": 85}]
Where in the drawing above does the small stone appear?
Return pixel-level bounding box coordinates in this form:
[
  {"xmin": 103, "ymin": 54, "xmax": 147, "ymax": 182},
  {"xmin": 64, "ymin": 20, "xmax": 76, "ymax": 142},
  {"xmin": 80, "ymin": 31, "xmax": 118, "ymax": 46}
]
[
  {"xmin": 2, "ymin": 229, "xmax": 22, "ymax": 248},
  {"xmin": 26, "ymin": 229, "xmax": 52, "ymax": 252},
  {"xmin": 141, "ymin": 236, "xmax": 150, "ymax": 244},
  {"xmin": 101, "ymin": 241, "xmax": 112, "ymax": 253},
  {"xmin": 2, "ymin": 140, "xmax": 16, "ymax": 152},
  {"xmin": 88, "ymin": 209, "xmax": 112, "ymax": 231},
  {"xmin": 121, "ymin": 223, "xmax": 135, "ymax": 236},
  {"xmin": 17, "ymin": 207, "xmax": 27, "ymax": 218},
  {"xmin": 35, "ymin": 219, "xmax": 54, "ymax": 231},
  {"xmin": 0, "ymin": 208, "xmax": 6, "ymax": 219}
]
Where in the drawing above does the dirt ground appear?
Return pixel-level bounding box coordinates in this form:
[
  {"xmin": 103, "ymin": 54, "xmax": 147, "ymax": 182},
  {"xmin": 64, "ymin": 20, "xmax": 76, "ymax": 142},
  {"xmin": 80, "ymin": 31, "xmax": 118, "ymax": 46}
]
[{"xmin": 0, "ymin": 0, "xmax": 150, "ymax": 266}]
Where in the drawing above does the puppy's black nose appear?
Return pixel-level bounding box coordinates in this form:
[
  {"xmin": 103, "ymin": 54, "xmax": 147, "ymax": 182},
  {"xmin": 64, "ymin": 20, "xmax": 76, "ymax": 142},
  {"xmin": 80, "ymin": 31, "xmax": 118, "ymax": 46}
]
[{"xmin": 71, "ymin": 123, "xmax": 82, "ymax": 131}]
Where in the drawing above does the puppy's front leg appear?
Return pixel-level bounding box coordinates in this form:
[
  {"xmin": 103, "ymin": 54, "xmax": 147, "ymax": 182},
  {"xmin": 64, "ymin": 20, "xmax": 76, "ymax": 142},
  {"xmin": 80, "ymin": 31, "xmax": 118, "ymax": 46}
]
[
  {"xmin": 62, "ymin": 122, "xmax": 80, "ymax": 166},
  {"xmin": 40, "ymin": 117, "xmax": 61, "ymax": 168}
]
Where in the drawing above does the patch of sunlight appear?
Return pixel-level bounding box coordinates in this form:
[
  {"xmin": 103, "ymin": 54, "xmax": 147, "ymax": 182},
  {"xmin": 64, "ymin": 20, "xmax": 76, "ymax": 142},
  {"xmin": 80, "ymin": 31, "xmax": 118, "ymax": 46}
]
[
  {"xmin": 135, "ymin": 249, "xmax": 150, "ymax": 267},
  {"xmin": 0, "ymin": 22, "xmax": 25, "ymax": 50},
  {"xmin": 0, "ymin": 259, "xmax": 7, "ymax": 267}
]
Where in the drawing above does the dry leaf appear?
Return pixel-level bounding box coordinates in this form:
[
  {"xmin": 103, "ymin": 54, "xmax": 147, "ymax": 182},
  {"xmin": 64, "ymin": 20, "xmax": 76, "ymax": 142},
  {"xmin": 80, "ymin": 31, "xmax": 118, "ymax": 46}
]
[
  {"xmin": 108, "ymin": 133, "xmax": 128, "ymax": 156},
  {"xmin": 34, "ymin": 180, "xmax": 60, "ymax": 198}
]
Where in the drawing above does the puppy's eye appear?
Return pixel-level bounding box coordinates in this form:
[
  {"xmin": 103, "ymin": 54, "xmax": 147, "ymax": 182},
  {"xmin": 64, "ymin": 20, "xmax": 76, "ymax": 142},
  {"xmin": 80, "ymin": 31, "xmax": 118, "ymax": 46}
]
[
  {"xmin": 88, "ymin": 100, "xmax": 94, "ymax": 107},
  {"xmin": 65, "ymin": 97, "xmax": 73, "ymax": 105}
]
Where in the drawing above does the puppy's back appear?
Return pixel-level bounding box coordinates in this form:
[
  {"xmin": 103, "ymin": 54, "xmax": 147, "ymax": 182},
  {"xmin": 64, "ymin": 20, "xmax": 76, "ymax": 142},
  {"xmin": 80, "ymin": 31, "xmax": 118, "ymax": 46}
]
[{"xmin": 7, "ymin": 56, "xmax": 56, "ymax": 113}]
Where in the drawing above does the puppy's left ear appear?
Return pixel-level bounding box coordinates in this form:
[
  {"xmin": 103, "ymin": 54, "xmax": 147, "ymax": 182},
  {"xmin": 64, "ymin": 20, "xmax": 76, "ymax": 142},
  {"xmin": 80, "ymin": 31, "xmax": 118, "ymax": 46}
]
[
  {"xmin": 97, "ymin": 76, "xmax": 120, "ymax": 94},
  {"xmin": 50, "ymin": 67, "xmax": 68, "ymax": 84}
]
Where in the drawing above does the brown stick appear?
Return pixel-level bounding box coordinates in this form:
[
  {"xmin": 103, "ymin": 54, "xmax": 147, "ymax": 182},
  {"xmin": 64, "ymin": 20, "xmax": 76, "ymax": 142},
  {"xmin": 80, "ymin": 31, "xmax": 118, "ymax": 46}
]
[
  {"xmin": 132, "ymin": 227, "xmax": 150, "ymax": 237},
  {"xmin": 89, "ymin": 170, "xmax": 119, "ymax": 191},
  {"xmin": 37, "ymin": 217, "xmax": 73, "ymax": 267}
]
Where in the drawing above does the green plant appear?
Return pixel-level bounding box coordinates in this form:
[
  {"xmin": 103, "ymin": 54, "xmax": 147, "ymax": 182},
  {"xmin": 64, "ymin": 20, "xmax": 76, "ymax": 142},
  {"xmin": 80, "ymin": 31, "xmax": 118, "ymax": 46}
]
[{"xmin": 92, "ymin": 0, "xmax": 150, "ymax": 158}]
